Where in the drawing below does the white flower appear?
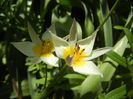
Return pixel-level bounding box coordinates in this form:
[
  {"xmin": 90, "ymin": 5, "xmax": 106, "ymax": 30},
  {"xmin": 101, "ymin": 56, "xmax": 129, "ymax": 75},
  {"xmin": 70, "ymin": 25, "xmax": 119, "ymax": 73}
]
[
  {"xmin": 12, "ymin": 23, "xmax": 58, "ymax": 67},
  {"xmin": 49, "ymin": 19, "xmax": 112, "ymax": 76}
]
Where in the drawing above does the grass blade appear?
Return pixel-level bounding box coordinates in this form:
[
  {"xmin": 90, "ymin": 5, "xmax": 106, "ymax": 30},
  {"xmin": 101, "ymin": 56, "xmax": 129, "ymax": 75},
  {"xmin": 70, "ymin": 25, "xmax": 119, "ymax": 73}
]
[
  {"xmin": 114, "ymin": 26, "xmax": 133, "ymax": 52},
  {"xmin": 106, "ymin": 51, "xmax": 127, "ymax": 68},
  {"xmin": 105, "ymin": 85, "xmax": 126, "ymax": 99},
  {"xmin": 100, "ymin": 0, "xmax": 113, "ymax": 46}
]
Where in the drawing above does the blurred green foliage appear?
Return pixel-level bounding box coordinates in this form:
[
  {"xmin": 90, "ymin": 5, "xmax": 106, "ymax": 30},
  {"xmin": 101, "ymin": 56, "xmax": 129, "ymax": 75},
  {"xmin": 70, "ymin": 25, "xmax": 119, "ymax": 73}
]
[{"xmin": 0, "ymin": 0, "xmax": 132, "ymax": 99}]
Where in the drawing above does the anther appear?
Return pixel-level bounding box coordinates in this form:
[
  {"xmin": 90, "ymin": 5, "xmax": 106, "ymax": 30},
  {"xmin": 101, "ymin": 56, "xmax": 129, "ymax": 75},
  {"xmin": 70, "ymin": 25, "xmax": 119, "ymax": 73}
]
[
  {"xmin": 80, "ymin": 49, "xmax": 85, "ymax": 55},
  {"xmin": 75, "ymin": 43, "xmax": 80, "ymax": 54}
]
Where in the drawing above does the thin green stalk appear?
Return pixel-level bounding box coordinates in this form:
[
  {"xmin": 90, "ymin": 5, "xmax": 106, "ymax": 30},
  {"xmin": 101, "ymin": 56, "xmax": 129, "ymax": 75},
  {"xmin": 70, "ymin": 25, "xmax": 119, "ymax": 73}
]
[
  {"xmin": 39, "ymin": 64, "xmax": 68, "ymax": 99},
  {"xmin": 16, "ymin": 68, "xmax": 23, "ymax": 99},
  {"xmin": 27, "ymin": 72, "xmax": 36, "ymax": 99},
  {"xmin": 44, "ymin": 64, "xmax": 47, "ymax": 88},
  {"xmin": 96, "ymin": 0, "xmax": 120, "ymax": 31}
]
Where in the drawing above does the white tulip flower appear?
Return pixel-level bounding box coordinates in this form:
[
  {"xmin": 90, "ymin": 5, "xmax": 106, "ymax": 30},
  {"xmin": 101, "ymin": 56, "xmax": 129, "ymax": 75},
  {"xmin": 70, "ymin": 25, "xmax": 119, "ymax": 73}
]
[
  {"xmin": 12, "ymin": 23, "xmax": 58, "ymax": 67},
  {"xmin": 49, "ymin": 19, "xmax": 112, "ymax": 76}
]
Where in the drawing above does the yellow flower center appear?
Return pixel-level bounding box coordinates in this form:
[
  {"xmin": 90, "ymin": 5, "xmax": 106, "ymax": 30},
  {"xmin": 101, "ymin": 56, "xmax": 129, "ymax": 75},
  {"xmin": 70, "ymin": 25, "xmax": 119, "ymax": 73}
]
[
  {"xmin": 32, "ymin": 40, "xmax": 53, "ymax": 57},
  {"xmin": 63, "ymin": 44, "xmax": 87, "ymax": 67}
]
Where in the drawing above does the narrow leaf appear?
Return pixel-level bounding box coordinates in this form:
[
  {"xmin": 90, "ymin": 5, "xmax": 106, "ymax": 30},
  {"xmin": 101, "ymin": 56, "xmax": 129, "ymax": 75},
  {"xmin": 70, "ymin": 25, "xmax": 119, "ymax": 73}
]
[
  {"xmin": 64, "ymin": 74, "xmax": 86, "ymax": 79},
  {"xmin": 101, "ymin": 36, "xmax": 128, "ymax": 81},
  {"xmin": 82, "ymin": 2, "xmax": 94, "ymax": 36},
  {"xmin": 105, "ymin": 85, "xmax": 126, "ymax": 99},
  {"xmin": 106, "ymin": 51, "xmax": 127, "ymax": 68},
  {"xmin": 100, "ymin": 0, "xmax": 113, "ymax": 46},
  {"xmin": 114, "ymin": 26, "xmax": 133, "ymax": 52}
]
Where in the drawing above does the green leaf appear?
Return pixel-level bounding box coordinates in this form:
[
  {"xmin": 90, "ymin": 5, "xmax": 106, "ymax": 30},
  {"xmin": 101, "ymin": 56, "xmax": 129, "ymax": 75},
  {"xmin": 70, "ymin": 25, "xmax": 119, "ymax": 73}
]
[
  {"xmin": 114, "ymin": 26, "xmax": 133, "ymax": 52},
  {"xmin": 100, "ymin": 0, "xmax": 113, "ymax": 46},
  {"xmin": 59, "ymin": 0, "xmax": 72, "ymax": 7},
  {"xmin": 64, "ymin": 74, "xmax": 86, "ymax": 79},
  {"xmin": 27, "ymin": 72, "xmax": 39, "ymax": 99},
  {"xmin": 123, "ymin": 29, "xmax": 133, "ymax": 52},
  {"xmin": 28, "ymin": 64, "xmax": 37, "ymax": 72},
  {"xmin": 82, "ymin": 2, "xmax": 94, "ymax": 36},
  {"xmin": 10, "ymin": 80, "xmax": 30, "ymax": 98},
  {"xmin": 84, "ymin": 17, "xmax": 94, "ymax": 36},
  {"xmin": 40, "ymin": 0, "xmax": 51, "ymax": 20},
  {"xmin": 105, "ymin": 85, "xmax": 126, "ymax": 99},
  {"xmin": 59, "ymin": 0, "xmax": 81, "ymax": 8},
  {"xmin": 101, "ymin": 36, "xmax": 128, "ymax": 81},
  {"xmin": 21, "ymin": 80, "xmax": 30, "ymax": 96},
  {"xmin": 106, "ymin": 51, "xmax": 127, "ymax": 68},
  {"xmin": 35, "ymin": 78, "xmax": 45, "ymax": 85},
  {"xmin": 80, "ymin": 75, "xmax": 101, "ymax": 96}
]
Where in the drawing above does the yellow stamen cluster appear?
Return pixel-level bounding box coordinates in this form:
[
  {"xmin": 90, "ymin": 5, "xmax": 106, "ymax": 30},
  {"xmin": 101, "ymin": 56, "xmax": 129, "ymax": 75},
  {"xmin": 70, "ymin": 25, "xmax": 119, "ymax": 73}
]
[
  {"xmin": 63, "ymin": 44, "xmax": 87, "ymax": 67},
  {"xmin": 32, "ymin": 40, "xmax": 53, "ymax": 57}
]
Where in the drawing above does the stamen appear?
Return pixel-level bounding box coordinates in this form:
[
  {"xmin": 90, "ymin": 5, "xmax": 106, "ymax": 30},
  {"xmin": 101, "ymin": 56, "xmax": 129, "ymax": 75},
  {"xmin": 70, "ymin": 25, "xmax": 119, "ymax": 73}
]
[
  {"xmin": 41, "ymin": 40, "xmax": 53, "ymax": 56},
  {"xmin": 75, "ymin": 43, "xmax": 80, "ymax": 54},
  {"xmin": 63, "ymin": 44, "xmax": 87, "ymax": 67},
  {"xmin": 80, "ymin": 49, "xmax": 85, "ymax": 55},
  {"xmin": 42, "ymin": 40, "xmax": 45, "ymax": 46}
]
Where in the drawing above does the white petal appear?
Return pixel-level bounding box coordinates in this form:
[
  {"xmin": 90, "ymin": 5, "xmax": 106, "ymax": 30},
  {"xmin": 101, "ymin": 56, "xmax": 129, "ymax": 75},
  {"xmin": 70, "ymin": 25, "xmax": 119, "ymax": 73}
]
[
  {"xmin": 41, "ymin": 54, "xmax": 59, "ymax": 67},
  {"xmin": 12, "ymin": 42, "xmax": 35, "ymax": 56},
  {"xmin": 42, "ymin": 24, "xmax": 56, "ymax": 40},
  {"xmin": 50, "ymin": 32, "xmax": 69, "ymax": 46},
  {"xmin": 28, "ymin": 23, "xmax": 42, "ymax": 44},
  {"xmin": 49, "ymin": 32, "xmax": 69, "ymax": 58},
  {"xmin": 84, "ymin": 47, "xmax": 112, "ymax": 61},
  {"xmin": 73, "ymin": 61, "xmax": 103, "ymax": 77},
  {"xmin": 77, "ymin": 31, "xmax": 97, "ymax": 55},
  {"xmin": 69, "ymin": 19, "xmax": 77, "ymax": 41},
  {"xmin": 31, "ymin": 57, "xmax": 41, "ymax": 64},
  {"xmin": 42, "ymin": 30, "xmax": 51, "ymax": 41},
  {"xmin": 48, "ymin": 24, "xmax": 56, "ymax": 34},
  {"xmin": 54, "ymin": 46, "xmax": 66, "ymax": 58},
  {"xmin": 63, "ymin": 35, "xmax": 69, "ymax": 41}
]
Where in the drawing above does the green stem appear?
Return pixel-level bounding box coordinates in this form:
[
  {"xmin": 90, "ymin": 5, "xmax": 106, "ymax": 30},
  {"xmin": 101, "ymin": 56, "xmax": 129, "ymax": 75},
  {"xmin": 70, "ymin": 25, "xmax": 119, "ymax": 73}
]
[
  {"xmin": 96, "ymin": 0, "xmax": 120, "ymax": 31},
  {"xmin": 16, "ymin": 68, "xmax": 22, "ymax": 99},
  {"xmin": 39, "ymin": 64, "xmax": 68, "ymax": 98},
  {"xmin": 44, "ymin": 64, "xmax": 47, "ymax": 88}
]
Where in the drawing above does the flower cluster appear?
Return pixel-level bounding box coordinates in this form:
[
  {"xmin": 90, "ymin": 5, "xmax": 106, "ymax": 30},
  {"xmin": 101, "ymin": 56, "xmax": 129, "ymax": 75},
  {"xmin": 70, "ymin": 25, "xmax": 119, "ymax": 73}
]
[{"xmin": 12, "ymin": 20, "xmax": 112, "ymax": 77}]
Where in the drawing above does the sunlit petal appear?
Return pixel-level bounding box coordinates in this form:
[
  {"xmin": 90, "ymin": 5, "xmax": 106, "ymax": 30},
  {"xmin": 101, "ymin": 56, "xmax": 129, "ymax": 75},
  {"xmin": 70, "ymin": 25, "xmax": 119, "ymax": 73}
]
[
  {"xmin": 12, "ymin": 42, "xmax": 35, "ymax": 56},
  {"xmin": 77, "ymin": 31, "xmax": 97, "ymax": 55},
  {"xmin": 55, "ymin": 46, "xmax": 67, "ymax": 58},
  {"xmin": 28, "ymin": 23, "xmax": 42, "ymax": 44},
  {"xmin": 73, "ymin": 61, "xmax": 103, "ymax": 77},
  {"xmin": 69, "ymin": 19, "xmax": 77, "ymax": 42},
  {"xmin": 84, "ymin": 47, "xmax": 112, "ymax": 60},
  {"xmin": 50, "ymin": 32, "xmax": 69, "ymax": 57},
  {"xmin": 41, "ymin": 54, "xmax": 59, "ymax": 67},
  {"xmin": 48, "ymin": 24, "xmax": 56, "ymax": 34},
  {"xmin": 42, "ymin": 24, "xmax": 56, "ymax": 40},
  {"xmin": 31, "ymin": 57, "xmax": 41, "ymax": 64}
]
